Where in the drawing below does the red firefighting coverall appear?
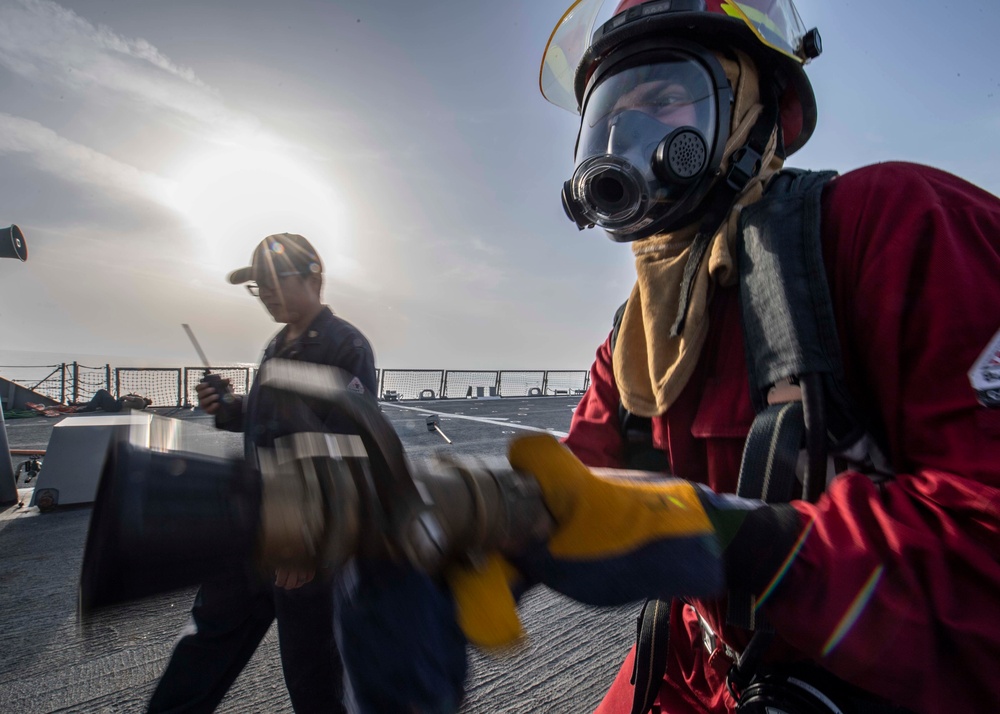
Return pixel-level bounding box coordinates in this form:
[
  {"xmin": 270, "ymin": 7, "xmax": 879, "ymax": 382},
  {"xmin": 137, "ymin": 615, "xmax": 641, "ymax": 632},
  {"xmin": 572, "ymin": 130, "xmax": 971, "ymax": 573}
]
[{"xmin": 564, "ymin": 162, "xmax": 1000, "ymax": 714}]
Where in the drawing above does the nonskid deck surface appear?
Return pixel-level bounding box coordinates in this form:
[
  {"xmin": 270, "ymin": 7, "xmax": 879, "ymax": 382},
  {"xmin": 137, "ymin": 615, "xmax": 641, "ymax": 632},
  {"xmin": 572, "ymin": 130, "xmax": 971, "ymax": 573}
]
[{"xmin": 1, "ymin": 396, "xmax": 635, "ymax": 713}]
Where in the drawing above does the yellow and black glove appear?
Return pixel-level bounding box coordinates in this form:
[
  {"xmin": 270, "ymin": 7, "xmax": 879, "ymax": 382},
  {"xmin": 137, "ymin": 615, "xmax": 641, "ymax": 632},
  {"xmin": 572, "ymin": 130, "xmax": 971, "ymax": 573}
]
[{"xmin": 446, "ymin": 434, "xmax": 729, "ymax": 649}]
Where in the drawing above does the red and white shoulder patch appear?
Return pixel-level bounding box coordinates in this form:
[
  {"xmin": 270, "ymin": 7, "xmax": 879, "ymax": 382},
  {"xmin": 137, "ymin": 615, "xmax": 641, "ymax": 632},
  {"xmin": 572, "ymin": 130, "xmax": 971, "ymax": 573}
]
[
  {"xmin": 346, "ymin": 376, "xmax": 366, "ymax": 394},
  {"xmin": 969, "ymin": 328, "xmax": 1000, "ymax": 408}
]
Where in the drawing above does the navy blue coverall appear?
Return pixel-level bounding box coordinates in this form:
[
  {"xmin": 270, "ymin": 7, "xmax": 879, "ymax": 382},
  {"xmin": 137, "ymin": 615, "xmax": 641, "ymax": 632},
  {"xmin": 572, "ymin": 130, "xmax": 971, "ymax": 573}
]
[{"xmin": 147, "ymin": 306, "xmax": 377, "ymax": 714}]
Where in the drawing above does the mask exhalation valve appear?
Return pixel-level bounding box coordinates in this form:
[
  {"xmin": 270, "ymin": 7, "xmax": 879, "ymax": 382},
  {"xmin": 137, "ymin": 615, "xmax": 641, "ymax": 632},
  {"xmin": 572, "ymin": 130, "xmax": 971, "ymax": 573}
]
[{"xmin": 655, "ymin": 127, "xmax": 709, "ymax": 184}]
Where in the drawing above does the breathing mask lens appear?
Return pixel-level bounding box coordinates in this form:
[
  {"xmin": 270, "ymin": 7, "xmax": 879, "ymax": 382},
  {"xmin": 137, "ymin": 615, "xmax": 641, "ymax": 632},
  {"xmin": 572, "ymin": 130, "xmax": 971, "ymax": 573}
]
[{"xmin": 566, "ymin": 56, "xmax": 722, "ymax": 239}]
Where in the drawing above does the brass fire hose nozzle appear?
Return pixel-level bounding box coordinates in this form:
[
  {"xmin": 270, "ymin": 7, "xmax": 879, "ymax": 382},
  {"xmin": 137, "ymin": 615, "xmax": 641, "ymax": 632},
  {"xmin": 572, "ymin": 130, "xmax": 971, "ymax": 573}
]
[
  {"xmin": 257, "ymin": 431, "xmax": 552, "ymax": 574},
  {"xmin": 255, "ymin": 360, "xmax": 554, "ymax": 575}
]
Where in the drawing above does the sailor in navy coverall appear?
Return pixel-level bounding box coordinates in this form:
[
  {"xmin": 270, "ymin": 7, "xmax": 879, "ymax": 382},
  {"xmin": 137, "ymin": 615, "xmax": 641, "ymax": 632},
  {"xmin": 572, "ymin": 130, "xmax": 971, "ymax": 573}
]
[{"xmin": 147, "ymin": 233, "xmax": 377, "ymax": 714}]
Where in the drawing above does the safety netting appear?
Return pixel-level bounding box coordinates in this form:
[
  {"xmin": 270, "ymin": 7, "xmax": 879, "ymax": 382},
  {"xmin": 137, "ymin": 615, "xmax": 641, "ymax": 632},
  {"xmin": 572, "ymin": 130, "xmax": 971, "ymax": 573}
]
[
  {"xmin": 541, "ymin": 370, "xmax": 590, "ymax": 395},
  {"xmin": 498, "ymin": 371, "xmax": 546, "ymax": 397},
  {"xmin": 115, "ymin": 368, "xmax": 183, "ymax": 407},
  {"xmin": 442, "ymin": 371, "xmax": 500, "ymax": 398},
  {"xmin": 3, "ymin": 364, "xmax": 588, "ymax": 406},
  {"xmin": 379, "ymin": 370, "xmax": 445, "ymax": 401}
]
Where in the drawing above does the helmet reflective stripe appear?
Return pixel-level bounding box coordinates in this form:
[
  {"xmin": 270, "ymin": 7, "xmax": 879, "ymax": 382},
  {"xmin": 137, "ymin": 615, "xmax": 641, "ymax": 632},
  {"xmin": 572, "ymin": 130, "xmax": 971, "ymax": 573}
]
[{"xmin": 721, "ymin": 0, "xmax": 807, "ymax": 62}]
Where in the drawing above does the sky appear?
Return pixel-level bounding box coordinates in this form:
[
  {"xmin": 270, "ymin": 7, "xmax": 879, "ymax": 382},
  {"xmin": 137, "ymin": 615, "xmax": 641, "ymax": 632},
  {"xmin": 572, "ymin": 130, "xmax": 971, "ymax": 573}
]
[{"xmin": 0, "ymin": 0, "xmax": 998, "ymax": 370}]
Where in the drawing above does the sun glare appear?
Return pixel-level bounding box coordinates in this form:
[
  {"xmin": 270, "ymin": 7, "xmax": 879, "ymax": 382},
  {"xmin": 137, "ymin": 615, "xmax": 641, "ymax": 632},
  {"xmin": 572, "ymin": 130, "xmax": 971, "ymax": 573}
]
[{"xmin": 165, "ymin": 144, "xmax": 350, "ymax": 279}]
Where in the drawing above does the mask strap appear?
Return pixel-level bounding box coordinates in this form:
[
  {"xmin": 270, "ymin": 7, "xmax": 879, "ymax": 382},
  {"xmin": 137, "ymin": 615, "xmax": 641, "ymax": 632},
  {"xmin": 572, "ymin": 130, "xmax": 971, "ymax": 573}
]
[{"xmin": 670, "ymin": 92, "xmax": 779, "ymax": 337}]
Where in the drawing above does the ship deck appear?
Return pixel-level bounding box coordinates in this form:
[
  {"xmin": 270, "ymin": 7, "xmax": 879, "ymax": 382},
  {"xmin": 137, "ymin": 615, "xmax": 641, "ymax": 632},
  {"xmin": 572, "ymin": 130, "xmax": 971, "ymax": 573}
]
[{"xmin": 1, "ymin": 396, "xmax": 635, "ymax": 713}]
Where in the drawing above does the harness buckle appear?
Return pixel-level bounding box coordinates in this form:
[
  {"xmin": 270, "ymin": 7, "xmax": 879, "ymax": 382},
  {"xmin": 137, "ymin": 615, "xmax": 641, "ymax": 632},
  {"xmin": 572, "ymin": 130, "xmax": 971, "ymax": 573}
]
[
  {"xmin": 694, "ymin": 606, "xmax": 741, "ymax": 662},
  {"xmin": 726, "ymin": 146, "xmax": 762, "ymax": 192}
]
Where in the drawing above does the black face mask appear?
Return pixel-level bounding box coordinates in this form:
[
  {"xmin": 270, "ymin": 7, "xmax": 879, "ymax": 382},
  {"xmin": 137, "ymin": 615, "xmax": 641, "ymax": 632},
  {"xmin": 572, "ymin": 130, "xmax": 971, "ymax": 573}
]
[{"xmin": 562, "ymin": 47, "xmax": 732, "ymax": 241}]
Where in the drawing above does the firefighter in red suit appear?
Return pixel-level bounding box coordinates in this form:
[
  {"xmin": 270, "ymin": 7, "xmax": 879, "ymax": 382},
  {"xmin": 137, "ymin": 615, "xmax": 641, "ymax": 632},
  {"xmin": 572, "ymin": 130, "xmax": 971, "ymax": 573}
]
[
  {"xmin": 359, "ymin": 2, "xmax": 999, "ymax": 712},
  {"xmin": 566, "ymin": 158, "xmax": 1000, "ymax": 714},
  {"xmin": 512, "ymin": 1, "xmax": 1000, "ymax": 713}
]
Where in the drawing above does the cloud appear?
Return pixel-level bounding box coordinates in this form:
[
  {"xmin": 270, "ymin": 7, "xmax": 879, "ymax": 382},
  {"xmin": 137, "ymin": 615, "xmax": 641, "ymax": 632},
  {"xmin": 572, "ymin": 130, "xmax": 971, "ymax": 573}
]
[
  {"xmin": 0, "ymin": 0, "xmax": 258, "ymax": 137},
  {"xmin": 0, "ymin": 112, "xmax": 174, "ymax": 200},
  {"xmin": 438, "ymin": 254, "xmax": 507, "ymax": 291},
  {"xmin": 470, "ymin": 235, "xmax": 505, "ymax": 258},
  {"xmin": 0, "ymin": 0, "xmax": 288, "ymax": 214}
]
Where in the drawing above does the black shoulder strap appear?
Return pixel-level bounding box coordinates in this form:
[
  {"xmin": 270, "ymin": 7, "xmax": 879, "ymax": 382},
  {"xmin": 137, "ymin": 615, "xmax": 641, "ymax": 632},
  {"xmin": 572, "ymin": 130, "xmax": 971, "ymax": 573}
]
[
  {"xmin": 737, "ymin": 168, "xmax": 863, "ymax": 456},
  {"xmin": 611, "ymin": 300, "xmax": 631, "ymax": 436},
  {"xmin": 612, "ymin": 299, "xmax": 629, "ymax": 354}
]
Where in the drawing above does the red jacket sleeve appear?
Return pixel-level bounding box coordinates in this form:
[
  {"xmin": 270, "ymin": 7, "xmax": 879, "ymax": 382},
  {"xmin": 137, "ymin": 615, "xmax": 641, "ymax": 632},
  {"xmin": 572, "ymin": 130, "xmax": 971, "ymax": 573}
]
[
  {"xmin": 763, "ymin": 163, "xmax": 1000, "ymax": 711},
  {"xmin": 563, "ymin": 334, "xmax": 627, "ymax": 469}
]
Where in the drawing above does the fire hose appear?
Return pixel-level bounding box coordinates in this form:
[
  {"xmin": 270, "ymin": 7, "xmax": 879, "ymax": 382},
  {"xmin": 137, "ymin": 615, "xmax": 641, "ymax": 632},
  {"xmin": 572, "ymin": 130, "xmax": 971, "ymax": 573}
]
[{"xmin": 78, "ymin": 359, "xmax": 553, "ymax": 617}]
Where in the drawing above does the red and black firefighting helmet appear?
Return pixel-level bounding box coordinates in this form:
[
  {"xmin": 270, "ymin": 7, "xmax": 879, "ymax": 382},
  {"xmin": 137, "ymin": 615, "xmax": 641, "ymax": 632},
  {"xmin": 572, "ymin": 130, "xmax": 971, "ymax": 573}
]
[{"xmin": 540, "ymin": 0, "xmax": 821, "ymax": 155}]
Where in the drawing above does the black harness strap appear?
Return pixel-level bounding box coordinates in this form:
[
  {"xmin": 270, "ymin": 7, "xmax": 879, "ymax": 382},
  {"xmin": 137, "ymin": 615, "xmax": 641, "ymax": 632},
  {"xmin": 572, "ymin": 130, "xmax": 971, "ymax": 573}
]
[
  {"xmin": 630, "ymin": 598, "xmax": 672, "ymax": 714},
  {"xmin": 725, "ymin": 169, "xmax": 842, "ymax": 638},
  {"xmin": 612, "ymin": 300, "xmax": 672, "ymax": 474},
  {"xmin": 721, "ymin": 400, "xmax": 807, "ymax": 693},
  {"xmin": 726, "ymin": 400, "xmax": 804, "ymax": 631}
]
